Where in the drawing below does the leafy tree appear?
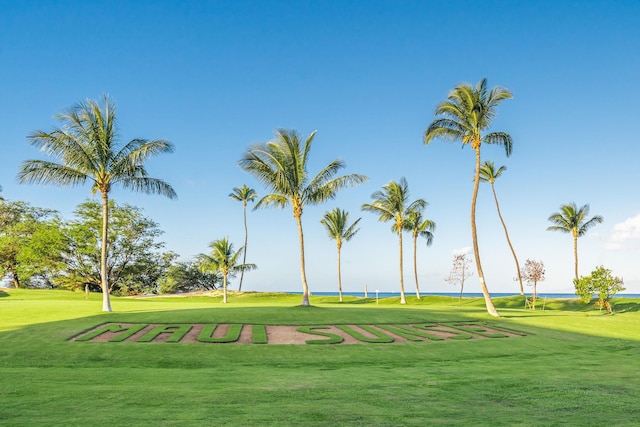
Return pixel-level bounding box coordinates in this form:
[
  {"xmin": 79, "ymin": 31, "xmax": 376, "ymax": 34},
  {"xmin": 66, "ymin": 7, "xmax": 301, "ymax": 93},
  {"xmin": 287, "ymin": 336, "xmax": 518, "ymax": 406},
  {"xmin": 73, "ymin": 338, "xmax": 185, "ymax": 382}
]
[
  {"xmin": 159, "ymin": 260, "xmax": 221, "ymax": 294},
  {"xmin": 198, "ymin": 237, "xmax": 256, "ymax": 303},
  {"xmin": 0, "ymin": 201, "xmax": 66, "ymax": 287},
  {"xmin": 479, "ymin": 161, "xmax": 523, "ymax": 295},
  {"xmin": 361, "ymin": 177, "xmax": 426, "ymax": 304},
  {"xmin": 547, "ymin": 202, "xmax": 603, "ymax": 280},
  {"xmin": 403, "ymin": 206, "xmax": 435, "ymax": 300},
  {"xmin": 424, "ymin": 78, "xmax": 512, "ymax": 317},
  {"xmin": 320, "ymin": 208, "xmax": 362, "ymax": 302},
  {"xmin": 61, "ymin": 200, "xmax": 171, "ymax": 296},
  {"xmin": 574, "ymin": 266, "xmax": 625, "ymax": 314},
  {"xmin": 17, "ymin": 96, "xmax": 176, "ymax": 311},
  {"xmin": 239, "ymin": 129, "xmax": 367, "ymax": 306},
  {"xmin": 229, "ymin": 184, "xmax": 258, "ymax": 291},
  {"xmin": 521, "ymin": 259, "xmax": 545, "ymax": 309},
  {"xmin": 445, "ymin": 253, "xmax": 473, "ymax": 306}
]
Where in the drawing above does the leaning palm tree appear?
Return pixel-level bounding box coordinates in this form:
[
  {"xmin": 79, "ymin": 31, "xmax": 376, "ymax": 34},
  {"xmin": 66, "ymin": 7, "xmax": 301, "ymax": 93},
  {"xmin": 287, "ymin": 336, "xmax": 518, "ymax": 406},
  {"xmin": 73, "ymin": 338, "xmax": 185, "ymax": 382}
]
[
  {"xmin": 198, "ymin": 237, "xmax": 256, "ymax": 304},
  {"xmin": 424, "ymin": 78, "xmax": 512, "ymax": 317},
  {"xmin": 547, "ymin": 202, "xmax": 603, "ymax": 280},
  {"xmin": 239, "ymin": 129, "xmax": 368, "ymax": 306},
  {"xmin": 229, "ymin": 184, "xmax": 258, "ymax": 292},
  {"xmin": 362, "ymin": 177, "xmax": 426, "ymax": 304},
  {"xmin": 479, "ymin": 160, "xmax": 524, "ymax": 295},
  {"xmin": 404, "ymin": 206, "xmax": 435, "ymax": 300},
  {"xmin": 17, "ymin": 96, "xmax": 176, "ymax": 312},
  {"xmin": 320, "ymin": 208, "xmax": 362, "ymax": 302}
]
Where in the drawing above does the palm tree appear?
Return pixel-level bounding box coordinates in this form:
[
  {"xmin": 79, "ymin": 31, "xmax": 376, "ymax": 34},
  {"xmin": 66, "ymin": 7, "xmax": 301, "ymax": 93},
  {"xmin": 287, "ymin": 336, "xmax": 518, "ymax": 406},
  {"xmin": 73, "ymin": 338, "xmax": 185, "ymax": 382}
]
[
  {"xmin": 17, "ymin": 96, "xmax": 177, "ymax": 312},
  {"xmin": 547, "ymin": 202, "xmax": 603, "ymax": 280},
  {"xmin": 479, "ymin": 160, "xmax": 524, "ymax": 295},
  {"xmin": 404, "ymin": 206, "xmax": 435, "ymax": 300},
  {"xmin": 320, "ymin": 208, "xmax": 362, "ymax": 302},
  {"xmin": 198, "ymin": 237, "xmax": 256, "ymax": 303},
  {"xmin": 239, "ymin": 129, "xmax": 368, "ymax": 306},
  {"xmin": 229, "ymin": 184, "xmax": 258, "ymax": 292},
  {"xmin": 424, "ymin": 78, "xmax": 512, "ymax": 317},
  {"xmin": 361, "ymin": 177, "xmax": 426, "ymax": 304}
]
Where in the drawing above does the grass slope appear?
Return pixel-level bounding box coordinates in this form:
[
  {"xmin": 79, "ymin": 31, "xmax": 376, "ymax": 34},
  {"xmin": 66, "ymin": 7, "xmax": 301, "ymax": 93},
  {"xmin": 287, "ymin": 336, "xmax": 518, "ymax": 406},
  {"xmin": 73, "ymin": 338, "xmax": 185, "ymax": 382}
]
[{"xmin": 0, "ymin": 289, "xmax": 639, "ymax": 426}]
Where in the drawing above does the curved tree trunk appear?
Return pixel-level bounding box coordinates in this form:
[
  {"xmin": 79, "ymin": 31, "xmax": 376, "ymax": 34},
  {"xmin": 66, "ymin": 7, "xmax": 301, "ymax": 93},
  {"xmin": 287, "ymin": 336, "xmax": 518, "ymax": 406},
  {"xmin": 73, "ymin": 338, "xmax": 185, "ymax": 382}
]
[
  {"xmin": 491, "ymin": 184, "xmax": 524, "ymax": 295},
  {"xmin": 337, "ymin": 241, "xmax": 343, "ymax": 302},
  {"xmin": 398, "ymin": 225, "xmax": 407, "ymax": 305},
  {"xmin": 472, "ymin": 147, "xmax": 499, "ymax": 317},
  {"xmin": 413, "ymin": 233, "xmax": 421, "ymax": 299},
  {"xmin": 101, "ymin": 192, "xmax": 112, "ymax": 312},
  {"xmin": 239, "ymin": 201, "xmax": 248, "ymax": 292},
  {"xmin": 573, "ymin": 232, "xmax": 579, "ymax": 280},
  {"xmin": 295, "ymin": 212, "xmax": 310, "ymax": 306}
]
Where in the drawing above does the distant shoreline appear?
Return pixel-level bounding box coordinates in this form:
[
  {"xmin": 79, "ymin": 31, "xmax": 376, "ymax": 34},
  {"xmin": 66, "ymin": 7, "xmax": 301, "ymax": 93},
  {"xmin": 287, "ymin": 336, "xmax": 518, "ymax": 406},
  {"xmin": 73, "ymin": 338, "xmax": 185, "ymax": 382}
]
[{"xmin": 285, "ymin": 291, "xmax": 640, "ymax": 299}]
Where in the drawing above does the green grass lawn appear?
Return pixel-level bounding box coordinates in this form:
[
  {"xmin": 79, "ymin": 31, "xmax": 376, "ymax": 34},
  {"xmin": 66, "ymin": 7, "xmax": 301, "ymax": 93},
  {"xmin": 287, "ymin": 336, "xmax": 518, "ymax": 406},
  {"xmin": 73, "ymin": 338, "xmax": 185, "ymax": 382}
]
[{"xmin": 1, "ymin": 288, "xmax": 639, "ymax": 426}]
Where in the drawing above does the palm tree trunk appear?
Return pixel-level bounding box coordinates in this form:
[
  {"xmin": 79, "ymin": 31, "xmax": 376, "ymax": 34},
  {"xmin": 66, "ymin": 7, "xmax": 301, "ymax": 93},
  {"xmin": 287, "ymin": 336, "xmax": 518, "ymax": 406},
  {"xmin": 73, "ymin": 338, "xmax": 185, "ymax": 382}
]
[
  {"xmin": 472, "ymin": 147, "xmax": 499, "ymax": 317},
  {"xmin": 223, "ymin": 273, "xmax": 228, "ymax": 303},
  {"xmin": 573, "ymin": 232, "xmax": 579, "ymax": 280},
  {"xmin": 295, "ymin": 212, "xmax": 310, "ymax": 306},
  {"xmin": 239, "ymin": 201, "xmax": 248, "ymax": 292},
  {"xmin": 100, "ymin": 192, "xmax": 112, "ymax": 312},
  {"xmin": 413, "ymin": 234, "xmax": 421, "ymax": 299},
  {"xmin": 398, "ymin": 228, "xmax": 407, "ymax": 305},
  {"xmin": 491, "ymin": 184, "xmax": 524, "ymax": 295},
  {"xmin": 337, "ymin": 242, "xmax": 343, "ymax": 302}
]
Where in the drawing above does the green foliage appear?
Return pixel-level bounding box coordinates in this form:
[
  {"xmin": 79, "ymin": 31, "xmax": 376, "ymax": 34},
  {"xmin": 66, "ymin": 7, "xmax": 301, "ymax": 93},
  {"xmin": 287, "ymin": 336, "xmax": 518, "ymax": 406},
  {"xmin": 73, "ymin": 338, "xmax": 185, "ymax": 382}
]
[
  {"xmin": 158, "ymin": 261, "xmax": 221, "ymax": 293},
  {"xmin": 574, "ymin": 265, "xmax": 625, "ymax": 313},
  {"xmin": 0, "ymin": 200, "xmax": 66, "ymax": 287},
  {"xmin": 61, "ymin": 200, "xmax": 173, "ymax": 295}
]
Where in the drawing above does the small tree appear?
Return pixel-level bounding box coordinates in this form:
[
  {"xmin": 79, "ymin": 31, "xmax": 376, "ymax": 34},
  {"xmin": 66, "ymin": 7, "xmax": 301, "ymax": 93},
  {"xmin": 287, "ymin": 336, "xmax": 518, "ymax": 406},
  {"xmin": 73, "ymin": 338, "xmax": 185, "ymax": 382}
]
[
  {"xmin": 574, "ymin": 266, "xmax": 625, "ymax": 314},
  {"xmin": 521, "ymin": 259, "xmax": 545, "ymax": 309},
  {"xmin": 445, "ymin": 253, "xmax": 473, "ymax": 306}
]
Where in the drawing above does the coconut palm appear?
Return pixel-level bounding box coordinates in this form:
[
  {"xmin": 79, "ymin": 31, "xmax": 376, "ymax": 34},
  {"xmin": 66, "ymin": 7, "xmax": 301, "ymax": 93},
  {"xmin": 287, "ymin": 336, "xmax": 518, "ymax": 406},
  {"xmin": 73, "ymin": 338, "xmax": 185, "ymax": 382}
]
[
  {"xmin": 320, "ymin": 208, "xmax": 362, "ymax": 302},
  {"xmin": 229, "ymin": 184, "xmax": 258, "ymax": 292},
  {"xmin": 239, "ymin": 129, "xmax": 367, "ymax": 306},
  {"xmin": 424, "ymin": 78, "xmax": 512, "ymax": 317},
  {"xmin": 198, "ymin": 237, "xmax": 256, "ymax": 304},
  {"xmin": 361, "ymin": 177, "xmax": 426, "ymax": 304},
  {"xmin": 479, "ymin": 160, "xmax": 524, "ymax": 295},
  {"xmin": 404, "ymin": 206, "xmax": 435, "ymax": 300},
  {"xmin": 17, "ymin": 96, "xmax": 176, "ymax": 312},
  {"xmin": 547, "ymin": 202, "xmax": 603, "ymax": 280}
]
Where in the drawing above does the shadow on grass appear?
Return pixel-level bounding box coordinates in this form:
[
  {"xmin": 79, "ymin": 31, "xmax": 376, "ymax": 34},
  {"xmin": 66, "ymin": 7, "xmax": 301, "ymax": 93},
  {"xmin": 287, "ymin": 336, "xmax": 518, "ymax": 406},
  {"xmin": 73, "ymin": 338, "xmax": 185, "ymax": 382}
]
[{"xmin": 0, "ymin": 290, "xmax": 9, "ymax": 298}]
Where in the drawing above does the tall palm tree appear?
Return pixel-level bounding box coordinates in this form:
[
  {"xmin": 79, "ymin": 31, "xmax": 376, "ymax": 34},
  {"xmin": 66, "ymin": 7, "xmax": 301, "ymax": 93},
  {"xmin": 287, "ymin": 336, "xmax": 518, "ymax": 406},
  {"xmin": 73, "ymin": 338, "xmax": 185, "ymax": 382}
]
[
  {"xmin": 239, "ymin": 129, "xmax": 368, "ymax": 306},
  {"xmin": 361, "ymin": 177, "xmax": 426, "ymax": 304},
  {"xmin": 547, "ymin": 202, "xmax": 603, "ymax": 280},
  {"xmin": 404, "ymin": 206, "xmax": 435, "ymax": 300},
  {"xmin": 229, "ymin": 184, "xmax": 258, "ymax": 292},
  {"xmin": 198, "ymin": 237, "xmax": 256, "ymax": 304},
  {"xmin": 17, "ymin": 96, "xmax": 176, "ymax": 312},
  {"xmin": 479, "ymin": 160, "xmax": 524, "ymax": 295},
  {"xmin": 424, "ymin": 78, "xmax": 512, "ymax": 317},
  {"xmin": 320, "ymin": 208, "xmax": 362, "ymax": 302}
]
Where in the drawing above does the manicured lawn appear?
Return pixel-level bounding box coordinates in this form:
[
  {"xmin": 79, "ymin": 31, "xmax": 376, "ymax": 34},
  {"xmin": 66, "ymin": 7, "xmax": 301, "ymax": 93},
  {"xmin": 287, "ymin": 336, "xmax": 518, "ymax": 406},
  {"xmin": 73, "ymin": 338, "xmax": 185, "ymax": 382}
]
[{"xmin": 1, "ymin": 289, "xmax": 639, "ymax": 426}]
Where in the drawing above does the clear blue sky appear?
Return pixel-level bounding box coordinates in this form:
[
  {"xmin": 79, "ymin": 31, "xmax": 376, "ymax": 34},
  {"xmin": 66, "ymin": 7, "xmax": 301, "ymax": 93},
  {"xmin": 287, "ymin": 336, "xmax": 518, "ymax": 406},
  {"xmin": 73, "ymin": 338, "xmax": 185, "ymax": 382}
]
[{"xmin": 2, "ymin": 0, "xmax": 639, "ymax": 294}]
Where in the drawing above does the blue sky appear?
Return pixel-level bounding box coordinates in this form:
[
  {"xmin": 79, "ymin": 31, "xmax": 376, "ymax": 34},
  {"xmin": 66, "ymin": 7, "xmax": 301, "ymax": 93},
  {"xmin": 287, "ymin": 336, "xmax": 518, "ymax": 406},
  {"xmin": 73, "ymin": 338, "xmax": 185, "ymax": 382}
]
[{"xmin": 2, "ymin": 0, "xmax": 639, "ymax": 294}]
